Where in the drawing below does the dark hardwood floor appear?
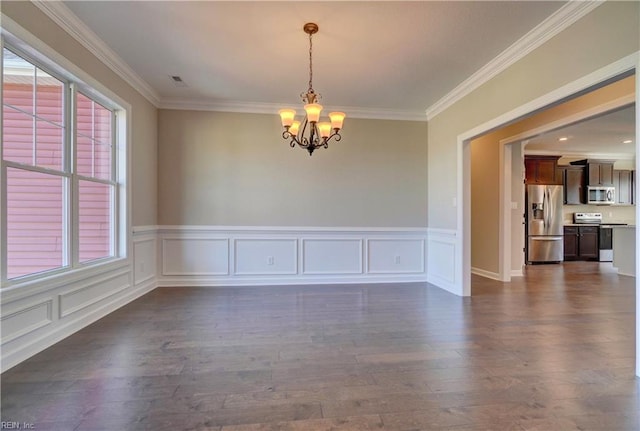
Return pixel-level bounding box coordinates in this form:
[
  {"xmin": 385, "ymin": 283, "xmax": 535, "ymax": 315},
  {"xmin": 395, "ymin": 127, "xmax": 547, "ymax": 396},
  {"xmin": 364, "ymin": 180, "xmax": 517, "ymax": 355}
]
[{"xmin": 1, "ymin": 262, "xmax": 638, "ymax": 430}]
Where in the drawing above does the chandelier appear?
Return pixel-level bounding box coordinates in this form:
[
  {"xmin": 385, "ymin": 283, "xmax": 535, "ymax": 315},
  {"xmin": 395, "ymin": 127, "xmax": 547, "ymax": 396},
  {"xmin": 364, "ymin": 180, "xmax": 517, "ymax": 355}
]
[{"xmin": 278, "ymin": 23, "xmax": 345, "ymax": 156}]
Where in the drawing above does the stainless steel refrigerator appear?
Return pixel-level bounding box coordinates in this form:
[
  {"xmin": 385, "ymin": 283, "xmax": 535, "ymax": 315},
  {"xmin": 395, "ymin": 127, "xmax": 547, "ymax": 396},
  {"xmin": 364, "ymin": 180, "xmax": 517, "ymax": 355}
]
[{"xmin": 526, "ymin": 184, "xmax": 563, "ymax": 263}]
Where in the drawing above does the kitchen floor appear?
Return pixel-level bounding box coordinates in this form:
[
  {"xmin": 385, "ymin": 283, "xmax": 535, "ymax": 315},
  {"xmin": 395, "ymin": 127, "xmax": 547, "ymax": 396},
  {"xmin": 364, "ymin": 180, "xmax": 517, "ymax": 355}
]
[{"xmin": 1, "ymin": 264, "xmax": 637, "ymax": 430}]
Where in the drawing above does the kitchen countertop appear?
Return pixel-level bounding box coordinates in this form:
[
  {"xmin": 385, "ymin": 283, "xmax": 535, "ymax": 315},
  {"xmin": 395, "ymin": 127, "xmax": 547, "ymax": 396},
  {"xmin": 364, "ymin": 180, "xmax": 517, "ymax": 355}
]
[
  {"xmin": 564, "ymin": 223, "xmax": 630, "ymax": 227},
  {"xmin": 563, "ymin": 223, "xmax": 600, "ymax": 227}
]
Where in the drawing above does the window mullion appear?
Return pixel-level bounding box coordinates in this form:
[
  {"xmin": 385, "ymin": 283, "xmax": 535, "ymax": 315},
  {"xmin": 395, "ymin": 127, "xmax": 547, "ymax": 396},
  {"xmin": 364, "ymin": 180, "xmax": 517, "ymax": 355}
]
[
  {"xmin": 0, "ymin": 40, "xmax": 6, "ymax": 284},
  {"xmin": 0, "ymin": 161, "xmax": 6, "ymax": 284},
  {"xmin": 2, "ymin": 161, "xmax": 70, "ymax": 177},
  {"xmin": 111, "ymin": 111, "xmax": 117, "ymax": 257},
  {"xmin": 61, "ymin": 81, "xmax": 72, "ymax": 268},
  {"xmin": 76, "ymin": 174, "xmax": 115, "ymax": 186},
  {"xmin": 91, "ymin": 100, "xmax": 95, "ymax": 178},
  {"xmin": 31, "ymin": 64, "xmax": 36, "ymax": 166},
  {"xmin": 70, "ymin": 83, "xmax": 79, "ymax": 268}
]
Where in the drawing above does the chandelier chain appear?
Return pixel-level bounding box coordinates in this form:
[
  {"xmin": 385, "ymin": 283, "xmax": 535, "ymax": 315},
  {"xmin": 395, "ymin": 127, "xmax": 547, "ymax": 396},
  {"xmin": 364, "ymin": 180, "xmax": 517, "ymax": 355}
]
[{"xmin": 308, "ymin": 31, "xmax": 313, "ymax": 93}]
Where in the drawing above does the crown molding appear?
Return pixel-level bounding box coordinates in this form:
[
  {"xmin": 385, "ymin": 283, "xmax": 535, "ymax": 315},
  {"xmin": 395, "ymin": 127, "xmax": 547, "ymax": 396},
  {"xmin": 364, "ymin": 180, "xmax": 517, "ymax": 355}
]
[
  {"xmin": 425, "ymin": 0, "xmax": 604, "ymax": 121},
  {"xmin": 31, "ymin": 0, "xmax": 161, "ymax": 107},
  {"xmin": 28, "ymin": 0, "xmax": 602, "ymax": 123},
  {"xmin": 160, "ymin": 98, "xmax": 427, "ymax": 122}
]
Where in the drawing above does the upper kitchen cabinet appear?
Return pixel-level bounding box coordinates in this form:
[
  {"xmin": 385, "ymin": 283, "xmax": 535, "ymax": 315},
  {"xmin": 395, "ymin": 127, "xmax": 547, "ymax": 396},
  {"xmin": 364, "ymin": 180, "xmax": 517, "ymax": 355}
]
[
  {"xmin": 561, "ymin": 165, "xmax": 586, "ymax": 204},
  {"xmin": 525, "ymin": 156, "xmax": 561, "ymax": 185},
  {"xmin": 588, "ymin": 162, "xmax": 614, "ymax": 186},
  {"xmin": 570, "ymin": 159, "xmax": 614, "ymax": 186},
  {"xmin": 613, "ymin": 169, "xmax": 635, "ymax": 205}
]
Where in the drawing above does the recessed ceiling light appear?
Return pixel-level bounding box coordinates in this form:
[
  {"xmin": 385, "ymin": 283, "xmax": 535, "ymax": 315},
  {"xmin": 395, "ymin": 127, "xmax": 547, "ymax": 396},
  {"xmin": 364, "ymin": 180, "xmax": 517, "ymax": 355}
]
[
  {"xmin": 622, "ymin": 139, "xmax": 633, "ymax": 144},
  {"xmin": 558, "ymin": 137, "xmax": 568, "ymax": 141}
]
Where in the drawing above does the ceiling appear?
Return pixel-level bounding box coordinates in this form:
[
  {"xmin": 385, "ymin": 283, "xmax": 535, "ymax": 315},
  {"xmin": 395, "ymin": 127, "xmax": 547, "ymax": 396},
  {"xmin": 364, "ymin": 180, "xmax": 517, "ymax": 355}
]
[
  {"xmin": 61, "ymin": 1, "xmax": 567, "ymax": 119},
  {"xmin": 525, "ymin": 104, "xmax": 637, "ymax": 157}
]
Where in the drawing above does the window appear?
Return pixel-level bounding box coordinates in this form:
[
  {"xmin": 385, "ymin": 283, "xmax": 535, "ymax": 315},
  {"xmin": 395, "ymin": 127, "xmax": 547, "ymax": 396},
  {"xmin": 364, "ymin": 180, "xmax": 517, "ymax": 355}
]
[
  {"xmin": 76, "ymin": 93, "xmax": 114, "ymax": 263},
  {"xmin": 2, "ymin": 45, "xmax": 123, "ymax": 283}
]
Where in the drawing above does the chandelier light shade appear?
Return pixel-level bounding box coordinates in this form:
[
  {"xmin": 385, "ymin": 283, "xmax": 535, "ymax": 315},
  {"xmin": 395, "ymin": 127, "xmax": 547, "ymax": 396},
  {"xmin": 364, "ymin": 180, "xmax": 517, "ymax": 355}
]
[{"xmin": 278, "ymin": 22, "xmax": 345, "ymax": 156}]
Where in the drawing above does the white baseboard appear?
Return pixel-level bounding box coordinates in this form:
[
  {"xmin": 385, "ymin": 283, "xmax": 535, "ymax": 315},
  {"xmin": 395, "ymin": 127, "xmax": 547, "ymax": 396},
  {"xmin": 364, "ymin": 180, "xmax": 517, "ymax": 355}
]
[
  {"xmin": 158, "ymin": 274, "xmax": 428, "ymax": 288},
  {"xmin": 511, "ymin": 269, "xmax": 524, "ymax": 277}
]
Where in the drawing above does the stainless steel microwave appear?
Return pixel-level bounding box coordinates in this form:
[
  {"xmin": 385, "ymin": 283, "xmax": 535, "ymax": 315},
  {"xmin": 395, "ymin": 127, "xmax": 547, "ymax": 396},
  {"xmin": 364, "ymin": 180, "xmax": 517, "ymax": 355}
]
[{"xmin": 587, "ymin": 186, "xmax": 615, "ymax": 205}]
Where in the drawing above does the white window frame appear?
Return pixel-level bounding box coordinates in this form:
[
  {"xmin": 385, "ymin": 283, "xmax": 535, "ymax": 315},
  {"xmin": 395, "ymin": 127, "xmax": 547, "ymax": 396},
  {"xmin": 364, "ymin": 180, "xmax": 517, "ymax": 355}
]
[{"xmin": 0, "ymin": 22, "xmax": 131, "ymax": 292}]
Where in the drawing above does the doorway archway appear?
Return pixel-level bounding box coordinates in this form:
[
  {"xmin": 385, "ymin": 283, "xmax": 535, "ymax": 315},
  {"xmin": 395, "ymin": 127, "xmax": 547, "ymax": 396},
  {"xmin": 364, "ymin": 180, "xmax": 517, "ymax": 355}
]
[{"xmin": 458, "ymin": 54, "xmax": 639, "ymax": 374}]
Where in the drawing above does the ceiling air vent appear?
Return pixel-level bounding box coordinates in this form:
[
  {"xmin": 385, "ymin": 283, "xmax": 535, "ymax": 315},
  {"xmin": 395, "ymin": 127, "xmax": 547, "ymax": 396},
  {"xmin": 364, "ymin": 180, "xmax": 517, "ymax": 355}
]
[{"xmin": 170, "ymin": 75, "xmax": 188, "ymax": 87}]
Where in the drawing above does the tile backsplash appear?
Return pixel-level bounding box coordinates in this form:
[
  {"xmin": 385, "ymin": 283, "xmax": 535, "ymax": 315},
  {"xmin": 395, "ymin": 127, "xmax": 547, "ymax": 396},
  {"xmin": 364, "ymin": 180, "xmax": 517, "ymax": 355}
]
[{"xmin": 562, "ymin": 204, "xmax": 636, "ymax": 224}]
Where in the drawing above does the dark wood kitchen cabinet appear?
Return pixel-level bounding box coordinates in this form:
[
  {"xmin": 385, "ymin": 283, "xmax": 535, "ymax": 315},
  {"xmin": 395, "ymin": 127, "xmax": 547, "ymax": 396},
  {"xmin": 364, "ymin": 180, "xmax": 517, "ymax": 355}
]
[
  {"xmin": 564, "ymin": 226, "xmax": 599, "ymax": 261},
  {"xmin": 563, "ymin": 226, "xmax": 579, "ymax": 260},
  {"xmin": 525, "ymin": 156, "xmax": 561, "ymax": 185},
  {"xmin": 557, "ymin": 165, "xmax": 585, "ymax": 204},
  {"xmin": 571, "ymin": 159, "xmax": 614, "ymax": 186},
  {"xmin": 588, "ymin": 162, "xmax": 614, "ymax": 186},
  {"xmin": 613, "ymin": 169, "xmax": 634, "ymax": 205}
]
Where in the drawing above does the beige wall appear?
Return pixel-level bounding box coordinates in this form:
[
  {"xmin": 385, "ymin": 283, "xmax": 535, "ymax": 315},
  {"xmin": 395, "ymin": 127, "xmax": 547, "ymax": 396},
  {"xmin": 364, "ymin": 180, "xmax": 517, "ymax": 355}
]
[
  {"xmin": 470, "ymin": 133, "xmax": 500, "ymax": 272},
  {"xmin": 510, "ymin": 143, "xmax": 525, "ymax": 273},
  {"xmin": 469, "ymin": 75, "xmax": 636, "ymax": 274},
  {"xmin": 157, "ymin": 110, "xmax": 428, "ymax": 227},
  {"xmin": 2, "ymin": 1, "xmax": 159, "ymax": 226},
  {"xmin": 429, "ymin": 1, "xmax": 639, "ymax": 234}
]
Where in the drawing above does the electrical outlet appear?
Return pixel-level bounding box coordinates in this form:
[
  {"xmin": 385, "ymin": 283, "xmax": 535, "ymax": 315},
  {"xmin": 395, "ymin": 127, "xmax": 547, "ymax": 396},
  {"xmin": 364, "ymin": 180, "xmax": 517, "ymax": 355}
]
[
  {"xmin": 267, "ymin": 256, "xmax": 274, "ymax": 265},
  {"xmin": 394, "ymin": 255, "xmax": 401, "ymax": 265}
]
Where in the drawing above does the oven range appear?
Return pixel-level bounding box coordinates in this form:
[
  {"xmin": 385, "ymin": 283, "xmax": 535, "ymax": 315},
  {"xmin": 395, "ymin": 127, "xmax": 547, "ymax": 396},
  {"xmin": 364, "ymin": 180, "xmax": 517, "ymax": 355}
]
[{"xmin": 573, "ymin": 213, "xmax": 627, "ymax": 261}]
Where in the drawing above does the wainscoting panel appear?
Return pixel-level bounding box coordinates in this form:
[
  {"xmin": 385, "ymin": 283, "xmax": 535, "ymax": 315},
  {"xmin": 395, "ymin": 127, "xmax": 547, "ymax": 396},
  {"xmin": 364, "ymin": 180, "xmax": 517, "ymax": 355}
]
[
  {"xmin": 368, "ymin": 239, "xmax": 425, "ymax": 274},
  {"xmin": 427, "ymin": 228, "xmax": 460, "ymax": 295},
  {"xmin": 59, "ymin": 269, "xmax": 130, "ymax": 318},
  {"xmin": 157, "ymin": 226, "xmax": 428, "ymax": 286},
  {"xmin": 134, "ymin": 237, "xmax": 157, "ymax": 285},
  {"xmin": 302, "ymin": 239, "xmax": 363, "ymax": 274},
  {"xmin": 1, "ymin": 228, "xmax": 158, "ymax": 372},
  {"xmin": 1, "ymin": 299, "xmax": 53, "ymax": 345},
  {"xmin": 162, "ymin": 237, "xmax": 229, "ymax": 276},
  {"xmin": 234, "ymin": 239, "xmax": 297, "ymax": 275}
]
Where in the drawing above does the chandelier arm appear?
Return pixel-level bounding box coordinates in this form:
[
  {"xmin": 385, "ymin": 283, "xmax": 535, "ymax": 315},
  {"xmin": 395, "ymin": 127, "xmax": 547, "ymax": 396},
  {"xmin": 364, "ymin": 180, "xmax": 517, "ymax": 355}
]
[
  {"xmin": 299, "ymin": 117, "xmax": 309, "ymax": 143},
  {"xmin": 329, "ymin": 131, "xmax": 342, "ymax": 142},
  {"xmin": 282, "ymin": 129, "xmax": 305, "ymax": 148}
]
